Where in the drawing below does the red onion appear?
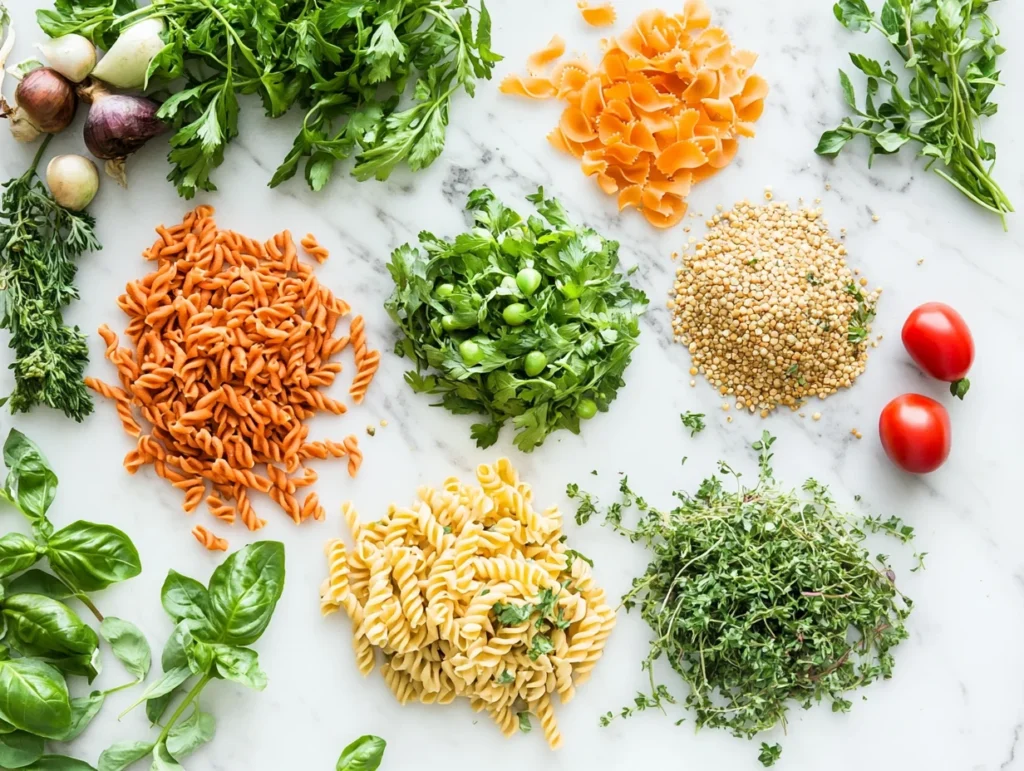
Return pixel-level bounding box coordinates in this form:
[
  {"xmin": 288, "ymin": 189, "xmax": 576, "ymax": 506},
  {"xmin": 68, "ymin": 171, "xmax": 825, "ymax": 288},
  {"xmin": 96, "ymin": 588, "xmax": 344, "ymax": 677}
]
[
  {"xmin": 6, "ymin": 67, "xmax": 77, "ymax": 141},
  {"xmin": 79, "ymin": 79, "xmax": 166, "ymax": 185}
]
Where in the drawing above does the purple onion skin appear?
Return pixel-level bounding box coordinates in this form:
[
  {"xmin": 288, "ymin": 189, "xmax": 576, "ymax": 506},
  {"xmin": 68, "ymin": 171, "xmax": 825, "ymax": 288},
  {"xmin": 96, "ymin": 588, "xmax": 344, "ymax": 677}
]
[
  {"xmin": 84, "ymin": 91, "xmax": 167, "ymax": 160},
  {"xmin": 15, "ymin": 68, "xmax": 77, "ymax": 133}
]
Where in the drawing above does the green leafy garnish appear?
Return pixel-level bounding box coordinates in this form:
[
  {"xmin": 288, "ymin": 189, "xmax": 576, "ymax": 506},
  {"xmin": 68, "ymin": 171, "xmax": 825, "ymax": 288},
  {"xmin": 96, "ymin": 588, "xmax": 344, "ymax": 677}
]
[
  {"xmin": 820, "ymin": 0, "xmax": 1013, "ymax": 228},
  {"xmin": 758, "ymin": 742, "xmax": 783, "ymax": 767},
  {"xmin": 337, "ymin": 735, "xmax": 386, "ymax": 771},
  {"xmin": 39, "ymin": 0, "xmax": 500, "ymax": 198},
  {"xmin": 680, "ymin": 411, "xmax": 706, "ymax": 436},
  {"xmin": 103, "ymin": 542, "xmax": 285, "ymax": 769},
  {"xmin": 582, "ymin": 432, "xmax": 914, "ymax": 750},
  {"xmin": 0, "ymin": 136, "xmax": 98, "ymax": 420},
  {"xmin": 386, "ymin": 188, "xmax": 648, "ymax": 452}
]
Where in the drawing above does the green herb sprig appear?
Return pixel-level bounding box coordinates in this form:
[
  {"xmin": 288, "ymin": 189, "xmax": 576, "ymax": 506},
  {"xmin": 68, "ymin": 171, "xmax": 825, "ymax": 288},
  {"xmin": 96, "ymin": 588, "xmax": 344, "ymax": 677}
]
[
  {"xmin": 39, "ymin": 0, "xmax": 500, "ymax": 198},
  {"xmin": 98, "ymin": 541, "xmax": 285, "ymax": 770},
  {"xmin": 680, "ymin": 412, "xmax": 706, "ymax": 436},
  {"xmin": 0, "ymin": 135, "xmax": 99, "ymax": 420},
  {"xmin": 0, "ymin": 429, "xmax": 147, "ymax": 768},
  {"xmin": 577, "ymin": 432, "xmax": 914, "ymax": 760},
  {"xmin": 818, "ymin": 0, "xmax": 1013, "ymax": 228},
  {"xmin": 386, "ymin": 187, "xmax": 649, "ymax": 452}
]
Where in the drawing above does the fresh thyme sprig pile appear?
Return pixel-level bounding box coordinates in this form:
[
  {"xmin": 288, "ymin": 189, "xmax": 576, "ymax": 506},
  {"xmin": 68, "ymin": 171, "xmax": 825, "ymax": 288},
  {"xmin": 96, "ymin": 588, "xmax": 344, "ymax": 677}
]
[
  {"xmin": 573, "ymin": 433, "xmax": 914, "ymax": 763},
  {"xmin": 0, "ymin": 134, "xmax": 99, "ymax": 420},
  {"xmin": 818, "ymin": 0, "xmax": 1013, "ymax": 228}
]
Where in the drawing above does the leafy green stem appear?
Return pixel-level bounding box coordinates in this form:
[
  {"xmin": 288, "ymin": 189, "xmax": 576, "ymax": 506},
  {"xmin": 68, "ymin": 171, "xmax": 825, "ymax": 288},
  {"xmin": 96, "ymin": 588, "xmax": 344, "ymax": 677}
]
[{"xmin": 156, "ymin": 672, "xmax": 210, "ymax": 745}]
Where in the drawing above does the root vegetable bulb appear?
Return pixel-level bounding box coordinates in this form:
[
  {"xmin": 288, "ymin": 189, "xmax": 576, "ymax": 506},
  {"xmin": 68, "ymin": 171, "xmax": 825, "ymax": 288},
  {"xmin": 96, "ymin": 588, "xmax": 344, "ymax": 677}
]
[
  {"xmin": 46, "ymin": 155, "xmax": 99, "ymax": 211},
  {"xmin": 8, "ymin": 67, "xmax": 77, "ymax": 142},
  {"xmin": 79, "ymin": 79, "xmax": 166, "ymax": 185}
]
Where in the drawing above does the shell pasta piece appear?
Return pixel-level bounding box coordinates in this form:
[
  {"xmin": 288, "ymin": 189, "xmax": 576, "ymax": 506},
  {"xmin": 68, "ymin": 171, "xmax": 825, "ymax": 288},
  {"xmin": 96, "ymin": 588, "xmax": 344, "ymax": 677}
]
[
  {"xmin": 501, "ymin": 0, "xmax": 766, "ymax": 228},
  {"xmin": 320, "ymin": 460, "xmax": 615, "ymax": 749}
]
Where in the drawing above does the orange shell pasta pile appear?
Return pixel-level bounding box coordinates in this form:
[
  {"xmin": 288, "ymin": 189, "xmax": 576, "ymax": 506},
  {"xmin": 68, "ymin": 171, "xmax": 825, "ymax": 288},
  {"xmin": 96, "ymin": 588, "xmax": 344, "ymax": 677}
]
[
  {"xmin": 500, "ymin": 0, "xmax": 768, "ymax": 228},
  {"xmin": 87, "ymin": 206, "xmax": 379, "ymax": 550}
]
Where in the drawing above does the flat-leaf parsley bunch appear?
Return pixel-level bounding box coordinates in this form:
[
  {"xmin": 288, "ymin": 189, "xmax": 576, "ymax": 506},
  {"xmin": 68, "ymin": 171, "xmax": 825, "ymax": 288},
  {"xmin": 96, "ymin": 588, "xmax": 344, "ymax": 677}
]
[
  {"xmin": 40, "ymin": 0, "xmax": 500, "ymax": 198},
  {"xmin": 573, "ymin": 433, "xmax": 914, "ymax": 760},
  {"xmin": 386, "ymin": 188, "xmax": 648, "ymax": 452}
]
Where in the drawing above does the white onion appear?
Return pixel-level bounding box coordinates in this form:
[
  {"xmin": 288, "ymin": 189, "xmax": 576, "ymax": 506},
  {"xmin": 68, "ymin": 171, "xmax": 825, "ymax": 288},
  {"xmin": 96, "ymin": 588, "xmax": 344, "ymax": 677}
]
[
  {"xmin": 36, "ymin": 34, "xmax": 96, "ymax": 83},
  {"xmin": 46, "ymin": 154, "xmax": 99, "ymax": 211},
  {"xmin": 91, "ymin": 18, "xmax": 165, "ymax": 89}
]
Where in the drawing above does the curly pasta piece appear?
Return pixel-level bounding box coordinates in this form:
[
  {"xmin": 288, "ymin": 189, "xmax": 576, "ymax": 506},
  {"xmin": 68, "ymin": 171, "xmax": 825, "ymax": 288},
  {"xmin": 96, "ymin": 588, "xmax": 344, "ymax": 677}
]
[
  {"xmin": 577, "ymin": 1, "xmax": 616, "ymax": 26},
  {"xmin": 89, "ymin": 207, "xmax": 378, "ymax": 544},
  {"xmin": 191, "ymin": 524, "xmax": 228, "ymax": 552},
  {"xmin": 320, "ymin": 459, "xmax": 614, "ymax": 750}
]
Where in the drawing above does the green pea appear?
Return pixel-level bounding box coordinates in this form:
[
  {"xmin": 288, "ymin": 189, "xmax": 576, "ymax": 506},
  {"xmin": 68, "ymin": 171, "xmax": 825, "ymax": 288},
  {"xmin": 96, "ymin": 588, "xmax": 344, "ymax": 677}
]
[
  {"xmin": 576, "ymin": 399, "xmax": 598, "ymax": 420},
  {"xmin": 459, "ymin": 339, "xmax": 485, "ymax": 366},
  {"xmin": 524, "ymin": 351, "xmax": 548, "ymax": 377},
  {"xmin": 516, "ymin": 268, "xmax": 542, "ymax": 296},
  {"xmin": 503, "ymin": 303, "xmax": 529, "ymax": 326},
  {"xmin": 435, "ymin": 283, "xmax": 455, "ymax": 300}
]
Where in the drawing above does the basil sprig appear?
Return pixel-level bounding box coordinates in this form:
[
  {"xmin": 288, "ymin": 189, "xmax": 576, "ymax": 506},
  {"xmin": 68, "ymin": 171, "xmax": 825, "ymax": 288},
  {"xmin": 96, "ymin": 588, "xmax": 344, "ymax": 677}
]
[
  {"xmin": 100, "ymin": 542, "xmax": 285, "ymax": 770},
  {"xmin": 0, "ymin": 429, "xmax": 149, "ymax": 769}
]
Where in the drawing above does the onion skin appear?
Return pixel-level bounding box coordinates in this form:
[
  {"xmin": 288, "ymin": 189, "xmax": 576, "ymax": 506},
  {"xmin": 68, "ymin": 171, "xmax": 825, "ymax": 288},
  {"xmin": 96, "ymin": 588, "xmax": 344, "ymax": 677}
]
[
  {"xmin": 80, "ymin": 79, "xmax": 166, "ymax": 160},
  {"xmin": 13, "ymin": 67, "xmax": 77, "ymax": 134}
]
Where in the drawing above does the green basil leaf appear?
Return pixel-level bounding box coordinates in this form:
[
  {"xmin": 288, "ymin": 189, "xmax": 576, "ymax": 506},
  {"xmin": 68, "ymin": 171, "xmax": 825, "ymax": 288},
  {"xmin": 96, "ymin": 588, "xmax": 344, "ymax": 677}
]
[
  {"xmin": 0, "ymin": 716, "xmax": 15, "ymax": 733},
  {"xmin": 210, "ymin": 645, "xmax": 266, "ymax": 690},
  {"xmin": 2, "ymin": 430, "xmax": 58, "ymax": 520},
  {"xmin": 23, "ymin": 756, "xmax": 97, "ymax": 770},
  {"xmin": 150, "ymin": 743, "xmax": 183, "ymax": 771},
  {"xmin": 96, "ymin": 740, "xmax": 154, "ymax": 771},
  {"xmin": 160, "ymin": 571, "xmax": 212, "ymax": 632},
  {"xmin": 5, "ymin": 571, "xmax": 72, "ymax": 601},
  {"xmin": 336, "ymin": 735, "xmax": 387, "ymax": 771},
  {"xmin": 186, "ymin": 641, "xmax": 214, "ymax": 675},
  {"xmin": 0, "ymin": 729, "xmax": 44, "ymax": 768},
  {"xmin": 0, "ymin": 534, "xmax": 42, "ymax": 579},
  {"xmin": 46, "ymin": 522, "xmax": 141, "ymax": 592},
  {"xmin": 160, "ymin": 622, "xmax": 194, "ymax": 672},
  {"xmin": 2, "ymin": 595, "xmax": 98, "ymax": 656},
  {"xmin": 54, "ymin": 692, "xmax": 104, "ymax": 742},
  {"xmin": 0, "ymin": 658, "xmax": 71, "ymax": 738},
  {"xmin": 206, "ymin": 542, "xmax": 285, "ymax": 645},
  {"xmin": 833, "ymin": 0, "xmax": 874, "ymax": 31},
  {"xmin": 37, "ymin": 650, "xmax": 101, "ymax": 684},
  {"xmin": 165, "ymin": 707, "xmax": 214, "ymax": 759},
  {"xmin": 123, "ymin": 666, "xmax": 191, "ymax": 716},
  {"xmin": 99, "ymin": 617, "xmax": 151, "ymax": 681},
  {"xmin": 145, "ymin": 688, "xmax": 179, "ymax": 726}
]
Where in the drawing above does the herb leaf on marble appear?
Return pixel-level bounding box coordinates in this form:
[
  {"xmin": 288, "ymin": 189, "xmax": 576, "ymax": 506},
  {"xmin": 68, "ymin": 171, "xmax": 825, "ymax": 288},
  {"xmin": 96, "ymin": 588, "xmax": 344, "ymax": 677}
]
[
  {"xmin": 386, "ymin": 187, "xmax": 649, "ymax": 452},
  {"xmin": 820, "ymin": 0, "xmax": 1013, "ymax": 228}
]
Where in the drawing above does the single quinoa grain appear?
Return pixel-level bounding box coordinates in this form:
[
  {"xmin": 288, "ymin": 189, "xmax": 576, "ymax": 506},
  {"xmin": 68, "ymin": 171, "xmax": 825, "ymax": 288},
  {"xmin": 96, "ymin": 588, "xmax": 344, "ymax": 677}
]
[{"xmin": 670, "ymin": 197, "xmax": 880, "ymax": 415}]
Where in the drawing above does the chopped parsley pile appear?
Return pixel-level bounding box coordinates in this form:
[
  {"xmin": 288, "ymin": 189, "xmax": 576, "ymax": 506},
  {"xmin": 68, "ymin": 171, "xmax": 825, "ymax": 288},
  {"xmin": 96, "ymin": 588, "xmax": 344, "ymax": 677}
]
[
  {"xmin": 386, "ymin": 188, "xmax": 648, "ymax": 452},
  {"xmin": 573, "ymin": 433, "xmax": 915, "ymax": 765}
]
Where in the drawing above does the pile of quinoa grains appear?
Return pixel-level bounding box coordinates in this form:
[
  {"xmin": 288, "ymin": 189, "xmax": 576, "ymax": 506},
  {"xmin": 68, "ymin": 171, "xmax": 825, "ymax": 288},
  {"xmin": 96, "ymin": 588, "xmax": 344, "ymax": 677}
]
[{"xmin": 669, "ymin": 193, "xmax": 881, "ymax": 416}]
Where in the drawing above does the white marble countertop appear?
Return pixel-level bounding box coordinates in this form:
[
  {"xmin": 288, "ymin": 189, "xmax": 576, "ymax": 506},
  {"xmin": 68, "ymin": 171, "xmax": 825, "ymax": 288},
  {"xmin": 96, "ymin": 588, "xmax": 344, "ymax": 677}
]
[{"xmin": 2, "ymin": 0, "xmax": 1023, "ymax": 769}]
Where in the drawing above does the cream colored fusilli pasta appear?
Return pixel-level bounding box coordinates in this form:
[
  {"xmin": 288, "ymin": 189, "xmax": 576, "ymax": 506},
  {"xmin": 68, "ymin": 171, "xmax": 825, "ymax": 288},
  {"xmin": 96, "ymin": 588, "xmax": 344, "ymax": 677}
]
[{"xmin": 320, "ymin": 459, "xmax": 615, "ymax": 749}]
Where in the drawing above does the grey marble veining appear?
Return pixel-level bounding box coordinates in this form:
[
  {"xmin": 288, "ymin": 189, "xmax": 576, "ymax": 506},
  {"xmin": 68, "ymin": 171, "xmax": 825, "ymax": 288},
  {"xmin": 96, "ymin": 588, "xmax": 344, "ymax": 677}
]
[{"xmin": 1, "ymin": 1, "xmax": 1023, "ymax": 769}]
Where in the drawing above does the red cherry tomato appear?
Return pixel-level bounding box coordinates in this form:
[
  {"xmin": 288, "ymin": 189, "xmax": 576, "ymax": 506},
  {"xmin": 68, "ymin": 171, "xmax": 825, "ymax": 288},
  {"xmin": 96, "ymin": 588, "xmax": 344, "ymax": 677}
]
[
  {"xmin": 878, "ymin": 394, "xmax": 952, "ymax": 474},
  {"xmin": 901, "ymin": 302, "xmax": 974, "ymax": 399}
]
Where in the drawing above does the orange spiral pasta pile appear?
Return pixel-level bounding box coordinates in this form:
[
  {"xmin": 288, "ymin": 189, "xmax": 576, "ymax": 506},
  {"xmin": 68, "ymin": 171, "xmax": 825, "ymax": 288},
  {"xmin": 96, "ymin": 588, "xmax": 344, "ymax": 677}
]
[
  {"xmin": 500, "ymin": 0, "xmax": 768, "ymax": 228},
  {"xmin": 88, "ymin": 206, "xmax": 380, "ymax": 549}
]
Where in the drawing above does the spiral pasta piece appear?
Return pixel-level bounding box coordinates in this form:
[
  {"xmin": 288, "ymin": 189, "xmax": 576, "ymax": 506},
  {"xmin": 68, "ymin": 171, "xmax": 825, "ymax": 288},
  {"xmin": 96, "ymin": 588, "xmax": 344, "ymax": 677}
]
[
  {"xmin": 320, "ymin": 459, "xmax": 614, "ymax": 749},
  {"xmin": 191, "ymin": 524, "xmax": 228, "ymax": 552},
  {"xmin": 88, "ymin": 207, "xmax": 380, "ymax": 544}
]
